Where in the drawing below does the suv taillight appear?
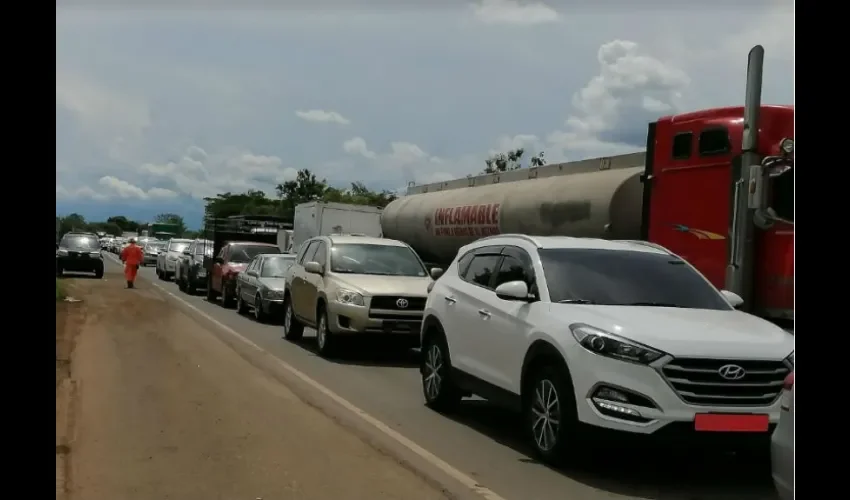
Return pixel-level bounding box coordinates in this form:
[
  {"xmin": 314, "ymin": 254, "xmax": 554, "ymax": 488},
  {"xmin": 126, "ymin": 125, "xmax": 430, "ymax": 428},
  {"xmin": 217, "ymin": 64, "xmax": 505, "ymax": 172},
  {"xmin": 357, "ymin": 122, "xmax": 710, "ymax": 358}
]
[{"xmin": 780, "ymin": 372, "xmax": 794, "ymax": 411}]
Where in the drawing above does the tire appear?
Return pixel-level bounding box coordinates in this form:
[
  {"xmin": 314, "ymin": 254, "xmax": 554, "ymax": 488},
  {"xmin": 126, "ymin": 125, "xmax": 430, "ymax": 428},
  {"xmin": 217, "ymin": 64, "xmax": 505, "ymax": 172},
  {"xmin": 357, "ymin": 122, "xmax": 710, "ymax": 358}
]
[
  {"xmin": 94, "ymin": 267, "xmax": 104, "ymax": 279},
  {"xmin": 185, "ymin": 276, "xmax": 195, "ymax": 295},
  {"xmin": 221, "ymin": 281, "xmax": 235, "ymax": 308},
  {"xmin": 177, "ymin": 272, "xmax": 186, "ymax": 291},
  {"xmin": 282, "ymin": 296, "xmax": 304, "ymax": 341},
  {"xmin": 254, "ymin": 293, "xmax": 267, "ymax": 323},
  {"xmin": 524, "ymin": 364, "xmax": 579, "ymax": 465},
  {"xmin": 158, "ymin": 267, "xmax": 166, "ymax": 281},
  {"xmin": 236, "ymin": 288, "xmax": 248, "ymax": 315},
  {"xmin": 56, "ymin": 265, "xmax": 63, "ymax": 277},
  {"xmin": 421, "ymin": 330, "xmax": 462, "ymax": 412},
  {"xmin": 206, "ymin": 276, "xmax": 218, "ymax": 302},
  {"xmin": 315, "ymin": 306, "xmax": 335, "ymax": 358}
]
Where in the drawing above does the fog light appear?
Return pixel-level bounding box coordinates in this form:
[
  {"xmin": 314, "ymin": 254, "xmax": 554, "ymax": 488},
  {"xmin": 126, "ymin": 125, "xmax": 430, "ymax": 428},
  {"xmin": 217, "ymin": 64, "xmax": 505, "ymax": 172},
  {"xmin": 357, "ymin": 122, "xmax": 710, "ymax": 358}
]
[
  {"xmin": 780, "ymin": 138, "xmax": 793, "ymax": 154},
  {"xmin": 592, "ymin": 398, "xmax": 643, "ymax": 419}
]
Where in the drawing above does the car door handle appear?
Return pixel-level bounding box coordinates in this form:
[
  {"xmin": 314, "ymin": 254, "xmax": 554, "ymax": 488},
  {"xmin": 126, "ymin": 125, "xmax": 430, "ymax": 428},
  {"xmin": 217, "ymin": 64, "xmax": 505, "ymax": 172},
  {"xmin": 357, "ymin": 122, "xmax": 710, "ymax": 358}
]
[
  {"xmin": 478, "ymin": 309, "xmax": 491, "ymax": 318},
  {"xmin": 444, "ymin": 296, "xmax": 457, "ymax": 304}
]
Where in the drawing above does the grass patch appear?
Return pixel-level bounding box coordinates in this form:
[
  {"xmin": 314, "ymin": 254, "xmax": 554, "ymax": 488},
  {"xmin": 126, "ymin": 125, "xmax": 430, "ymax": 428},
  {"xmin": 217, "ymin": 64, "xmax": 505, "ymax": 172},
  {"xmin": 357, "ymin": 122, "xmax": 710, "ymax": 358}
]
[{"xmin": 56, "ymin": 279, "xmax": 66, "ymax": 301}]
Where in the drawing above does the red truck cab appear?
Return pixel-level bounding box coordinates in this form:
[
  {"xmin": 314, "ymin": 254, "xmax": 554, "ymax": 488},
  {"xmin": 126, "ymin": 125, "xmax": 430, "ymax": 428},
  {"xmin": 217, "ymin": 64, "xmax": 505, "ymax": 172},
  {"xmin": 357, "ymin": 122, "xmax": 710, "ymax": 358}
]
[{"xmin": 643, "ymin": 102, "xmax": 793, "ymax": 322}]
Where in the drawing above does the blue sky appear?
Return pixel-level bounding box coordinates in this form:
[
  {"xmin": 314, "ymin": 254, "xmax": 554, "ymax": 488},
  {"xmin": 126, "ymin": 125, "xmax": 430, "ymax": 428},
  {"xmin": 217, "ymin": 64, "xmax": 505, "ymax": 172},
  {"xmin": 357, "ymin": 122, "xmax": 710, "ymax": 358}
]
[{"xmin": 56, "ymin": 0, "xmax": 794, "ymax": 229}]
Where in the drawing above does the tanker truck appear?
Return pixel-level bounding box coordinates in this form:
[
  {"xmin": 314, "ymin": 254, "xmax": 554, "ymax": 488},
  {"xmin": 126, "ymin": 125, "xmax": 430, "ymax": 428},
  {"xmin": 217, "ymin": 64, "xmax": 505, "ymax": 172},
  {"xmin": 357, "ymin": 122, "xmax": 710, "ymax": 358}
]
[{"xmin": 381, "ymin": 45, "xmax": 793, "ymax": 326}]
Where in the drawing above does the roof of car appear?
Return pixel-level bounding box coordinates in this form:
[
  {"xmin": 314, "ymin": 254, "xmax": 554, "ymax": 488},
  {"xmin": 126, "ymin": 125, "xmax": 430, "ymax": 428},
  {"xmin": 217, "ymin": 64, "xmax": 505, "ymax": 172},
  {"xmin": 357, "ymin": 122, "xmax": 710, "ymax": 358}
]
[
  {"xmin": 326, "ymin": 235, "xmax": 407, "ymax": 247},
  {"xmin": 226, "ymin": 241, "xmax": 278, "ymax": 246},
  {"xmin": 258, "ymin": 253, "xmax": 295, "ymax": 259},
  {"xmin": 466, "ymin": 235, "xmax": 670, "ymax": 255}
]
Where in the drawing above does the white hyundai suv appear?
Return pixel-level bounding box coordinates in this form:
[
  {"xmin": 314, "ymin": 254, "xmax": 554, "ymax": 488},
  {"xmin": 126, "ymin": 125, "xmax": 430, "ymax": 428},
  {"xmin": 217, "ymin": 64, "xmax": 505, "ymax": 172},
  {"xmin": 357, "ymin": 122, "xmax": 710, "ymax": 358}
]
[{"xmin": 420, "ymin": 235, "xmax": 794, "ymax": 464}]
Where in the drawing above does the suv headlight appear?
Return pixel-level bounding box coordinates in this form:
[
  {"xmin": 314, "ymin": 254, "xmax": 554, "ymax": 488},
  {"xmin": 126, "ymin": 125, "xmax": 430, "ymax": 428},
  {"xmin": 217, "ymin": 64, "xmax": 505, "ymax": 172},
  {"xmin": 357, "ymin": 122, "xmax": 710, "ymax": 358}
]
[
  {"xmin": 89, "ymin": 252, "xmax": 102, "ymax": 258},
  {"xmin": 266, "ymin": 289, "xmax": 285, "ymax": 300},
  {"xmin": 570, "ymin": 323, "xmax": 665, "ymax": 365},
  {"xmin": 57, "ymin": 249, "xmax": 68, "ymax": 256},
  {"xmin": 336, "ymin": 289, "xmax": 365, "ymax": 306}
]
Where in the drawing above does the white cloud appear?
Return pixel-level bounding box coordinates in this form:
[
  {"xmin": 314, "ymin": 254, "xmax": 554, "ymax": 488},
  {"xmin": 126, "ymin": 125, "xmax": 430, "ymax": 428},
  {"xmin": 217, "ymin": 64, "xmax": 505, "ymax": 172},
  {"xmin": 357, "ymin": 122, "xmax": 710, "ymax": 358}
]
[
  {"xmin": 140, "ymin": 146, "xmax": 298, "ymax": 199},
  {"xmin": 342, "ymin": 137, "xmax": 377, "ymax": 159},
  {"xmin": 98, "ymin": 176, "xmax": 179, "ymax": 200},
  {"xmin": 295, "ymin": 109, "xmax": 351, "ymax": 125},
  {"xmin": 546, "ymin": 39, "xmax": 690, "ymax": 160},
  {"xmin": 471, "ymin": 0, "xmax": 560, "ymax": 26}
]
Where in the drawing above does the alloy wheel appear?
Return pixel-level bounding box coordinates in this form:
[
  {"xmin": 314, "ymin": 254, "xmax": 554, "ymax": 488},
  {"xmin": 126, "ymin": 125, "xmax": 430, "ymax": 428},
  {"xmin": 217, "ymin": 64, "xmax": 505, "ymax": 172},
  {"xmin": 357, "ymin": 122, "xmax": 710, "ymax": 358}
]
[
  {"xmin": 423, "ymin": 344, "xmax": 443, "ymax": 401},
  {"xmin": 531, "ymin": 379, "xmax": 562, "ymax": 452}
]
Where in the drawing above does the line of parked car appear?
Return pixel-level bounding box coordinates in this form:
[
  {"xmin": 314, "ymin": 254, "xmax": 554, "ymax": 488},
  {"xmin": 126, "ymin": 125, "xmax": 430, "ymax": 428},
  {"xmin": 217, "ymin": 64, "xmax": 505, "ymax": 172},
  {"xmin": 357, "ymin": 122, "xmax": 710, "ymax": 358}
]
[{"xmin": 119, "ymin": 232, "xmax": 794, "ymax": 498}]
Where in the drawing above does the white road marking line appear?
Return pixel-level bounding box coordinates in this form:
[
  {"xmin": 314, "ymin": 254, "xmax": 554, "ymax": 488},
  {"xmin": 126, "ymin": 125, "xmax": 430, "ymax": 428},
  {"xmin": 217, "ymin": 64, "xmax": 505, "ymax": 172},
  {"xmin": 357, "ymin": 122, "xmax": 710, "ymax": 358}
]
[{"xmin": 104, "ymin": 254, "xmax": 507, "ymax": 500}]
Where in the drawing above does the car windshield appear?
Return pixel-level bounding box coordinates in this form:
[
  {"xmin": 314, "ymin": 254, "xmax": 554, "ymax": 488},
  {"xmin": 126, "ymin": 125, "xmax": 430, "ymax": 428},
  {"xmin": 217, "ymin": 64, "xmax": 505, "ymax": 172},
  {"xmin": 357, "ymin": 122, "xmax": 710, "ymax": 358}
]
[
  {"xmin": 261, "ymin": 256, "xmax": 295, "ymax": 277},
  {"xmin": 62, "ymin": 235, "xmax": 100, "ymax": 250},
  {"xmin": 330, "ymin": 244, "xmax": 427, "ymax": 277},
  {"xmin": 539, "ymin": 248, "xmax": 732, "ymax": 310},
  {"xmin": 194, "ymin": 241, "xmax": 214, "ymax": 256},
  {"xmin": 169, "ymin": 241, "xmax": 190, "ymax": 253},
  {"xmin": 147, "ymin": 242, "xmax": 166, "ymax": 250},
  {"xmin": 230, "ymin": 245, "xmax": 280, "ymax": 263}
]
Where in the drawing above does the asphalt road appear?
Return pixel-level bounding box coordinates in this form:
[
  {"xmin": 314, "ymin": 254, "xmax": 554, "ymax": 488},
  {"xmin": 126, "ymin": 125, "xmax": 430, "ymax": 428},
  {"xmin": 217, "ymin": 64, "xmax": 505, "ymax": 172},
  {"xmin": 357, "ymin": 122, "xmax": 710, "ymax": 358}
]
[{"xmin": 108, "ymin": 255, "xmax": 778, "ymax": 500}]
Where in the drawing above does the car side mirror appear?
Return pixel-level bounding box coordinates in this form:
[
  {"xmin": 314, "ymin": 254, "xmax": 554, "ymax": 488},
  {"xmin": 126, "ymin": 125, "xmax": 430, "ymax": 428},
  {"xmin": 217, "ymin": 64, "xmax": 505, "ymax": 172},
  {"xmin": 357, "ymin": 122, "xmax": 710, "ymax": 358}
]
[
  {"xmin": 430, "ymin": 267, "xmax": 444, "ymax": 280},
  {"xmin": 247, "ymin": 270, "xmax": 258, "ymax": 277},
  {"xmin": 495, "ymin": 281, "xmax": 533, "ymax": 302},
  {"xmin": 721, "ymin": 290, "xmax": 744, "ymax": 308},
  {"xmin": 304, "ymin": 261, "xmax": 324, "ymax": 275}
]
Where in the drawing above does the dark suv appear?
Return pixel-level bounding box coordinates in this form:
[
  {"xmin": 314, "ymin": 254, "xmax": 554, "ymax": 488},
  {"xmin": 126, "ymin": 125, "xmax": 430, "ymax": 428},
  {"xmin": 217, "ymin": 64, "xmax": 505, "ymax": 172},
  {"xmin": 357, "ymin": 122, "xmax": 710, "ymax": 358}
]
[
  {"xmin": 56, "ymin": 232, "xmax": 104, "ymax": 278},
  {"xmin": 177, "ymin": 239, "xmax": 213, "ymax": 294}
]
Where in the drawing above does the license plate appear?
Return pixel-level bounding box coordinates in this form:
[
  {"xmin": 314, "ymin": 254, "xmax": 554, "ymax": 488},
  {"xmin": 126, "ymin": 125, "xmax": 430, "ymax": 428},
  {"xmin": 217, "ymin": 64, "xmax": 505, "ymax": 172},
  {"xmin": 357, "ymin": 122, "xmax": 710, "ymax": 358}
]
[{"xmin": 694, "ymin": 414, "xmax": 769, "ymax": 432}]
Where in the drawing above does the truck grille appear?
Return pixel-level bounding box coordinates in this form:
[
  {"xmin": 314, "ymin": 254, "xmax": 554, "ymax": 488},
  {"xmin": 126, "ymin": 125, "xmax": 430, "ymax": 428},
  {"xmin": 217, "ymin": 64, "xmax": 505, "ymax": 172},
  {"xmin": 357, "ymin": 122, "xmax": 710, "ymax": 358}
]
[
  {"xmin": 661, "ymin": 357, "xmax": 790, "ymax": 407},
  {"xmin": 369, "ymin": 296, "xmax": 426, "ymax": 311}
]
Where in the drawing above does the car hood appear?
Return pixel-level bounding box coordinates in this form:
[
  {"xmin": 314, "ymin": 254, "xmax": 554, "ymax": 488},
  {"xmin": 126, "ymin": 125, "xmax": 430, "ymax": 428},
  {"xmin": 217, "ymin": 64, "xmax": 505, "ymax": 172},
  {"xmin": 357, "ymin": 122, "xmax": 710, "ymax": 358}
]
[
  {"xmin": 257, "ymin": 277, "xmax": 287, "ymax": 290},
  {"xmin": 225, "ymin": 263, "xmax": 248, "ymax": 273},
  {"xmin": 554, "ymin": 305, "xmax": 794, "ymax": 359},
  {"xmin": 332, "ymin": 275, "xmax": 432, "ymax": 297}
]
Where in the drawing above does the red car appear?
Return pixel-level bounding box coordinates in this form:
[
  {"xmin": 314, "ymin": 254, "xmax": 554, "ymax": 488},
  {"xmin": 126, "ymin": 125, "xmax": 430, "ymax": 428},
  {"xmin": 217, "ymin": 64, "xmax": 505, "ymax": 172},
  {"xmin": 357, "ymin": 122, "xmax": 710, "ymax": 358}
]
[{"xmin": 207, "ymin": 241, "xmax": 281, "ymax": 307}]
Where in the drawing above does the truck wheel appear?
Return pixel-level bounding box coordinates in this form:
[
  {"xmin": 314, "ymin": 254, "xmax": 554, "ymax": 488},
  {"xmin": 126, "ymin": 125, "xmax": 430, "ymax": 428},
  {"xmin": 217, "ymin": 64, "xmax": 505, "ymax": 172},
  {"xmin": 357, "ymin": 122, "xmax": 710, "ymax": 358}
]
[
  {"xmin": 315, "ymin": 307, "xmax": 336, "ymax": 358},
  {"xmin": 283, "ymin": 297, "xmax": 304, "ymax": 341},
  {"xmin": 221, "ymin": 281, "xmax": 235, "ymax": 308},
  {"xmin": 177, "ymin": 273, "xmax": 186, "ymax": 291},
  {"xmin": 206, "ymin": 277, "xmax": 218, "ymax": 302}
]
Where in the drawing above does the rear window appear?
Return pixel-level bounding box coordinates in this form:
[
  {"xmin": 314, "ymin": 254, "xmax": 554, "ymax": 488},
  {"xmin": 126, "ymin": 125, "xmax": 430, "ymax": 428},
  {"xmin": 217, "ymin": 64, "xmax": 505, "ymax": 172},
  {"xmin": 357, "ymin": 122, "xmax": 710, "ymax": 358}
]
[
  {"xmin": 230, "ymin": 245, "xmax": 281, "ymax": 263},
  {"xmin": 61, "ymin": 234, "xmax": 100, "ymax": 250}
]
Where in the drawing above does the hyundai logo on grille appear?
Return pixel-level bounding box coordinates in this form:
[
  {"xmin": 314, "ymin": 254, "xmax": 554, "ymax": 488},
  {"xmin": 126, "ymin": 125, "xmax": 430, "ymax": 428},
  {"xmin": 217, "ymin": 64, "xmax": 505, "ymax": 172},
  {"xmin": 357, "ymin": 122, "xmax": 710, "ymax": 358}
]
[
  {"xmin": 396, "ymin": 298, "xmax": 409, "ymax": 309},
  {"xmin": 718, "ymin": 364, "xmax": 746, "ymax": 380}
]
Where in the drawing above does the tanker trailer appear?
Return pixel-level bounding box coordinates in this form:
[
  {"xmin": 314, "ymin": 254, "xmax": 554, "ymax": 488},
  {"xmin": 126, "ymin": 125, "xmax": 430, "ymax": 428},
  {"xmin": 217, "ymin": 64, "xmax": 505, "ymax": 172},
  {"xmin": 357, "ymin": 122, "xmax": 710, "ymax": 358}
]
[{"xmin": 381, "ymin": 153, "xmax": 646, "ymax": 266}]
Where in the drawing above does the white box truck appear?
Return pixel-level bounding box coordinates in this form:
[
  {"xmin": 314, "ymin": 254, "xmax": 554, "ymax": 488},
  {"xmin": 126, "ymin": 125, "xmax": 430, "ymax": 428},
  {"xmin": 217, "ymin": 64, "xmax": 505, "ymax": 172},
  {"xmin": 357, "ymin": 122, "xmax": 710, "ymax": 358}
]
[{"xmin": 291, "ymin": 202, "xmax": 383, "ymax": 253}]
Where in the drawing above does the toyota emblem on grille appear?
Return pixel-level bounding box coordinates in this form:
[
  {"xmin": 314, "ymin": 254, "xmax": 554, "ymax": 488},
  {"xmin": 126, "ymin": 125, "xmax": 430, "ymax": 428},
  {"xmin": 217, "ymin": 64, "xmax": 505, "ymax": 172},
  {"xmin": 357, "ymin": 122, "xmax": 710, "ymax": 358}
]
[
  {"xmin": 396, "ymin": 298, "xmax": 409, "ymax": 309},
  {"xmin": 718, "ymin": 364, "xmax": 746, "ymax": 380}
]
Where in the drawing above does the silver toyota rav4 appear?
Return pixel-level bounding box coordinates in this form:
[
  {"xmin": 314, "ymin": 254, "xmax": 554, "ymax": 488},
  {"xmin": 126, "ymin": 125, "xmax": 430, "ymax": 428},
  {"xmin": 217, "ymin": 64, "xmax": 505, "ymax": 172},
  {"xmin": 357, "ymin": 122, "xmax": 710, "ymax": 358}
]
[{"xmin": 282, "ymin": 235, "xmax": 437, "ymax": 357}]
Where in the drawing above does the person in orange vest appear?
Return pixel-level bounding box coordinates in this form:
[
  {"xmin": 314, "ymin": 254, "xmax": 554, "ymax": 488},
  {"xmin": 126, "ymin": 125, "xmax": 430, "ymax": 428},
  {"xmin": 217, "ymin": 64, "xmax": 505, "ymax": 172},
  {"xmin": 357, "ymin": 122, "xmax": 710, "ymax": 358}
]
[{"xmin": 120, "ymin": 238, "xmax": 144, "ymax": 289}]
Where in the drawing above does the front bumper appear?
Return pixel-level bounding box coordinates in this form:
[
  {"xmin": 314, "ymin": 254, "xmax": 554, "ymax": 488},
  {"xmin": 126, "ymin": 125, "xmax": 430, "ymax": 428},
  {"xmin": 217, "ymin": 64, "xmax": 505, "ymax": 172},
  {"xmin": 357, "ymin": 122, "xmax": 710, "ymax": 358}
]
[
  {"xmin": 327, "ymin": 301, "xmax": 421, "ymax": 336},
  {"xmin": 262, "ymin": 298, "xmax": 286, "ymax": 315},
  {"xmin": 564, "ymin": 345, "xmax": 783, "ymax": 439},
  {"xmin": 57, "ymin": 255, "xmax": 104, "ymax": 272}
]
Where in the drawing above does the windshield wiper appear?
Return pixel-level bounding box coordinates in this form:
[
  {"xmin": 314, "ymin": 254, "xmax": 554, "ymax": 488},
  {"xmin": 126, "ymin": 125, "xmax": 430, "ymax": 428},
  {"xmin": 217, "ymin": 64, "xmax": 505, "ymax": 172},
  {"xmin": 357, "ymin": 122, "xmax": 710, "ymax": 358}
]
[
  {"xmin": 621, "ymin": 301, "xmax": 686, "ymax": 308},
  {"xmin": 557, "ymin": 299, "xmax": 598, "ymax": 304}
]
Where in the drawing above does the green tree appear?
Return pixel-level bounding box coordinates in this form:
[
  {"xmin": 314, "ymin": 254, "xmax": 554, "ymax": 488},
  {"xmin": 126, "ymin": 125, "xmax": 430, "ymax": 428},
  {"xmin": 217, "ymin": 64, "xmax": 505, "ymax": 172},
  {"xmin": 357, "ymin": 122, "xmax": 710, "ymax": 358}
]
[
  {"xmin": 58, "ymin": 213, "xmax": 87, "ymax": 236},
  {"xmin": 203, "ymin": 190, "xmax": 280, "ymax": 219},
  {"xmin": 275, "ymin": 169, "xmax": 329, "ymax": 219},
  {"xmin": 483, "ymin": 148, "xmax": 524, "ymax": 174},
  {"xmin": 154, "ymin": 213, "xmax": 188, "ymax": 236}
]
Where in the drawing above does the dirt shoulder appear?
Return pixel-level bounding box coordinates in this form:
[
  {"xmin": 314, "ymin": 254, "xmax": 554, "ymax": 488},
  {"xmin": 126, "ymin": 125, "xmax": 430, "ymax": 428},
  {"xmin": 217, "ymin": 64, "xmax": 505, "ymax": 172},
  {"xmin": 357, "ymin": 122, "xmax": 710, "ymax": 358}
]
[{"xmin": 55, "ymin": 270, "xmax": 449, "ymax": 500}]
